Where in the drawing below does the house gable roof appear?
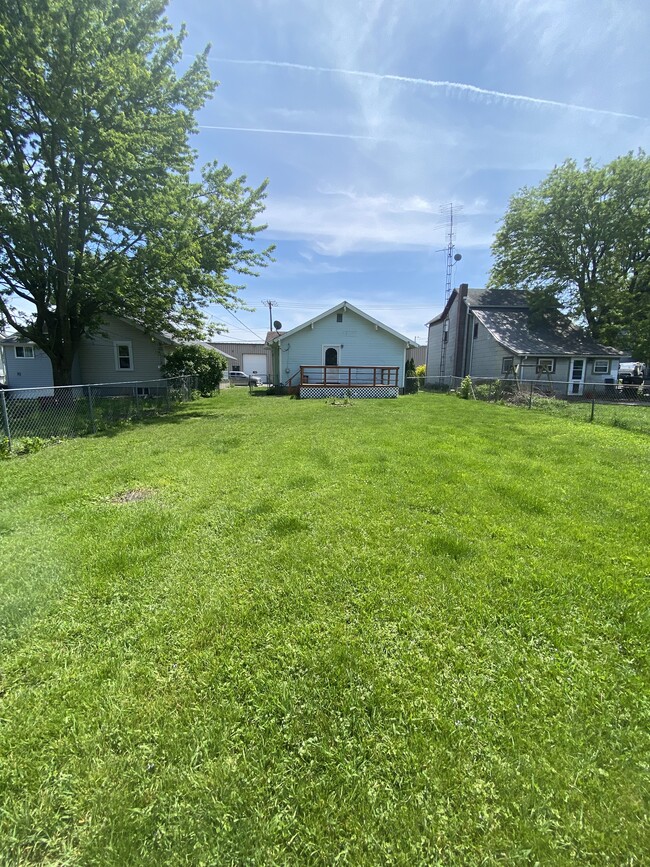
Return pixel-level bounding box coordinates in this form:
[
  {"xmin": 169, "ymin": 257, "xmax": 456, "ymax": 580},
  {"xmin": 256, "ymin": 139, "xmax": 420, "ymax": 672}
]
[
  {"xmin": 273, "ymin": 301, "xmax": 415, "ymax": 346},
  {"xmin": 473, "ymin": 309, "xmax": 621, "ymax": 357},
  {"xmin": 465, "ymin": 287, "xmax": 529, "ymax": 309}
]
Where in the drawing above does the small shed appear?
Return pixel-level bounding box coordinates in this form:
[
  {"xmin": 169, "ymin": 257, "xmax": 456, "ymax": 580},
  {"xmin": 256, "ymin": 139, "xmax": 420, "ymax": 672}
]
[{"xmin": 268, "ymin": 301, "xmax": 416, "ymax": 398}]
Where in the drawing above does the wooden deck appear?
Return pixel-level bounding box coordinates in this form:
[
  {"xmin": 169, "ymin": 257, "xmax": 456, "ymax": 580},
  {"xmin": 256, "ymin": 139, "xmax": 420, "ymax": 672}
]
[{"xmin": 298, "ymin": 366, "xmax": 400, "ymax": 398}]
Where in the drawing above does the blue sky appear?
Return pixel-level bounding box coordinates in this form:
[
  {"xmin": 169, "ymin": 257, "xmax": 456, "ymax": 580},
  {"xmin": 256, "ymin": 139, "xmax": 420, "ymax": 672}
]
[{"xmin": 166, "ymin": 0, "xmax": 650, "ymax": 344}]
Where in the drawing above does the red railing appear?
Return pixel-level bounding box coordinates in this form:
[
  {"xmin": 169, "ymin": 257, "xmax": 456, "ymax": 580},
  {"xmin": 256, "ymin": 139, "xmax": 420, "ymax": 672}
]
[{"xmin": 299, "ymin": 366, "xmax": 399, "ymax": 387}]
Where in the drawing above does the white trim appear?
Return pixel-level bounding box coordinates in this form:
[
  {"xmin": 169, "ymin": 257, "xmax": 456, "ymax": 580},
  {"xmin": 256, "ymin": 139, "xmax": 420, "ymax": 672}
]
[
  {"xmin": 273, "ymin": 301, "xmax": 415, "ymax": 346},
  {"xmin": 592, "ymin": 359, "xmax": 610, "ymax": 374},
  {"xmin": 569, "ymin": 358, "xmax": 586, "ymax": 395},
  {"xmin": 15, "ymin": 345, "xmax": 35, "ymax": 359},
  {"xmin": 536, "ymin": 357, "xmax": 556, "ymax": 374},
  {"xmin": 114, "ymin": 340, "xmax": 134, "ymax": 371},
  {"xmin": 322, "ymin": 344, "xmax": 341, "ymax": 365}
]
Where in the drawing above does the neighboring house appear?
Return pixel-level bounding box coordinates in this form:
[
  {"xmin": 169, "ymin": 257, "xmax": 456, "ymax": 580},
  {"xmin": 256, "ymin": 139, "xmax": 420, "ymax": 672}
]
[
  {"xmin": 427, "ymin": 284, "xmax": 622, "ymax": 396},
  {"xmin": 267, "ymin": 301, "xmax": 416, "ymax": 398},
  {"xmin": 209, "ymin": 341, "xmax": 271, "ymax": 383},
  {"xmin": 0, "ymin": 315, "xmax": 234, "ymax": 393},
  {"xmin": 406, "ymin": 344, "xmax": 426, "ymax": 368}
]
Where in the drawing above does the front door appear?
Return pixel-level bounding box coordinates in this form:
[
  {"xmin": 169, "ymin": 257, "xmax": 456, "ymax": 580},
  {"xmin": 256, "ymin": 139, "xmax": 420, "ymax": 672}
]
[{"xmin": 569, "ymin": 358, "xmax": 585, "ymax": 396}]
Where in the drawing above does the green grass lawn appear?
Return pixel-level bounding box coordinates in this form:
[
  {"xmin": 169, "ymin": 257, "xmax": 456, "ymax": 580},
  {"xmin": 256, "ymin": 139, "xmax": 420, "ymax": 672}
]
[{"xmin": 1, "ymin": 391, "xmax": 648, "ymax": 865}]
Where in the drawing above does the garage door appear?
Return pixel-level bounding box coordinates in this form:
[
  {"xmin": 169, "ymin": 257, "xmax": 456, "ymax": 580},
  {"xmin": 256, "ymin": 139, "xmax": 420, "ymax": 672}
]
[{"xmin": 242, "ymin": 354, "xmax": 268, "ymax": 382}]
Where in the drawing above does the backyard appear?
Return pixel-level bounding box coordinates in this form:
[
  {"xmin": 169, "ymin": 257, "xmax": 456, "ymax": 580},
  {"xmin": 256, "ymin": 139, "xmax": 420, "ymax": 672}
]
[{"xmin": 0, "ymin": 390, "xmax": 648, "ymax": 865}]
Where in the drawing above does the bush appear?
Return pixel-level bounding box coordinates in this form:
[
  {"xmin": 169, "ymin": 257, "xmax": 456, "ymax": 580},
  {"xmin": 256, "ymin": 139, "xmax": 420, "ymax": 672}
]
[
  {"xmin": 458, "ymin": 375, "xmax": 473, "ymax": 399},
  {"xmin": 404, "ymin": 358, "xmax": 418, "ymax": 393},
  {"xmin": 161, "ymin": 345, "xmax": 226, "ymax": 396}
]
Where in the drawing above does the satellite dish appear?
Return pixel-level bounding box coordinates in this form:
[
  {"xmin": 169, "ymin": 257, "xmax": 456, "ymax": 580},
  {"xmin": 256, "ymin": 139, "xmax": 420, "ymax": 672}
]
[
  {"xmin": 454, "ymin": 253, "xmax": 462, "ymax": 262},
  {"xmin": 273, "ymin": 320, "xmax": 282, "ymax": 330}
]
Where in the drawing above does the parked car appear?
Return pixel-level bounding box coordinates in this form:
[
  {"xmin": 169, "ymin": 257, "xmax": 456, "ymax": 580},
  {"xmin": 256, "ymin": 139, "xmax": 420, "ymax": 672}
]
[
  {"xmin": 228, "ymin": 370, "xmax": 263, "ymax": 386},
  {"xmin": 619, "ymin": 362, "xmax": 647, "ymax": 384}
]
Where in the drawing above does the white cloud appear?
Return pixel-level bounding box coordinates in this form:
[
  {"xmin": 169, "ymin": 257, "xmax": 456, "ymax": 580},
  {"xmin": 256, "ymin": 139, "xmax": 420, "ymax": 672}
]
[{"xmin": 263, "ymin": 191, "xmax": 495, "ymax": 255}]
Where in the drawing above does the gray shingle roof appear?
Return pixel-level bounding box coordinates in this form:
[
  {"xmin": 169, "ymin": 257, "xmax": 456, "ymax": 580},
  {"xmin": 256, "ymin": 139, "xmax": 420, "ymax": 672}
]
[
  {"xmin": 465, "ymin": 288, "xmax": 529, "ymax": 308},
  {"xmin": 473, "ymin": 309, "xmax": 621, "ymax": 357}
]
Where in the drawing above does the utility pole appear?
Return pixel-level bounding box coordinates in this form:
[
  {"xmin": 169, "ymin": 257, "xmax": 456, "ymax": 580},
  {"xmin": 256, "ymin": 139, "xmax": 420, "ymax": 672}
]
[{"xmin": 261, "ymin": 299, "xmax": 277, "ymax": 332}]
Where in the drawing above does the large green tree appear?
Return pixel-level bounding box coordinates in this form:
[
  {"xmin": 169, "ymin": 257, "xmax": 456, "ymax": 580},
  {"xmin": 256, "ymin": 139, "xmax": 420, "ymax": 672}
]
[
  {"xmin": 489, "ymin": 152, "xmax": 650, "ymax": 361},
  {"xmin": 0, "ymin": 0, "xmax": 273, "ymax": 384}
]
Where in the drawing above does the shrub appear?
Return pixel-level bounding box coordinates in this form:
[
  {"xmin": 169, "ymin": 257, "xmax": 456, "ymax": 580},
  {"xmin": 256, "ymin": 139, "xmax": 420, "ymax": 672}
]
[
  {"xmin": 161, "ymin": 345, "xmax": 226, "ymax": 396},
  {"xmin": 458, "ymin": 375, "xmax": 473, "ymax": 399},
  {"xmin": 404, "ymin": 358, "xmax": 418, "ymax": 393}
]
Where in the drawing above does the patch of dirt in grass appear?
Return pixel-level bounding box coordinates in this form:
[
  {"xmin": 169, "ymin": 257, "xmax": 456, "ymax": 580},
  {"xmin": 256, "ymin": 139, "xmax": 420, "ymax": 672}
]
[{"xmin": 109, "ymin": 487, "xmax": 155, "ymax": 504}]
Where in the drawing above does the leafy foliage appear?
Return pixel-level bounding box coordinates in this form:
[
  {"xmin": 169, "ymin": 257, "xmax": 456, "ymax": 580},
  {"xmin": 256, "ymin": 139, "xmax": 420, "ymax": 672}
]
[
  {"xmin": 0, "ymin": 0, "xmax": 273, "ymax": 384},
  {"xmin": 458, "ymin": 374, "xmax": 473, "ymax": 399},
  {"xmin": 161, "ymin": 345, "xmax": 226, "ymax": 396},
  {"xmin": 404, "ymin": 357, "xmax": 417, "ymax": 393},
  {"xmin": 490, "ymin": 152, "xmax": 650, "ymax": 361}
]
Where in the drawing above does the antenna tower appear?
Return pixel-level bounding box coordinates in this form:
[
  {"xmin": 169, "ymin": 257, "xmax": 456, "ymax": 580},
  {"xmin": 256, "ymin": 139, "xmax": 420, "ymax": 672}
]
[{"xmin": 438, "ymin": 203, "xmax": 462, "ymax": 379}]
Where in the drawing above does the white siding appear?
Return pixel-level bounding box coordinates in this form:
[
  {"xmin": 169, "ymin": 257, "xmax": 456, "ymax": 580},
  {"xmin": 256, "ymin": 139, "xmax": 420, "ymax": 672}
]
[{"xmin": 280, "ymin": 308, "xmax": 408, "ymax": 387}]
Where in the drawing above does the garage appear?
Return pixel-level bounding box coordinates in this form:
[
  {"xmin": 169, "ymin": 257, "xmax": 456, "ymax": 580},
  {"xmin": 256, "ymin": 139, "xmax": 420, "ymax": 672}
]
[{"xmin": 242, "ymin": 353, "xmax": 268, "ymax": 383}]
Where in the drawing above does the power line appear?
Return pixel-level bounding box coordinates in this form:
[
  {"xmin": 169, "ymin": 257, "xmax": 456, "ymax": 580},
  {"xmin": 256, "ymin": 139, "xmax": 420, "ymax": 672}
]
[{"xmin": 222, "ymin": 309, "xmax": 266, "ymax": 341}]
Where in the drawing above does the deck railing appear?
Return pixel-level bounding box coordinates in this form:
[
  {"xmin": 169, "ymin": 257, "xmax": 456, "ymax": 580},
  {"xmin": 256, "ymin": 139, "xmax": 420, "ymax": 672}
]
[{"xmin": 300, "ymin": 365, "xmax": 399, "ymax": 387}]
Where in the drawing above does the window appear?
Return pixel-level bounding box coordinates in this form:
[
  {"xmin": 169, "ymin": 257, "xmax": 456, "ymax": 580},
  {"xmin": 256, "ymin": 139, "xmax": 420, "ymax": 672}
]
[
  {"xmin": 593, "ymin": 359, "xmax": 610, "ymax": 374},
  {"xmin": 536, "ymin": 358, "xmax": 555, "ymax": 374},
  {"xmin": 501, "ymin": 357, "xmax": 514, "ymax": 374},
  {"xmin": 325, "ymin": 347, "xmax": 338, "ymax": 365},
  {"xmin": 336, "ymin": 313, "xmax": 343, "ymax": 323},
  {"xmin": 443, "ymin": 330, "xmax": 448, "ymax": 343},
  {"xmin": 231, "ymin": 364, "xmax": 240, "ymax": 371},
  {"xmin": 473, "ymin": 322, "xmax": 479, "ymax": 339},
  {"xmin": 114, "ymin": 341, "xmax": 133, "ymax": 371},
  {"xmin": 15, "ymin": 345, "xmax": 34, "ymax": 358}
]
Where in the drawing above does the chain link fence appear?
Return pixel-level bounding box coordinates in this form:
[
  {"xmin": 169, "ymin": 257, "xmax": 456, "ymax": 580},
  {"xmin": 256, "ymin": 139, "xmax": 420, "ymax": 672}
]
[
  {"xmin": 406, "ymin": 374, "xmax": 650, "ymax": 435},
  {"xmin": 0, "ymin": 376, "xmax": 196, "ymax": 452}
]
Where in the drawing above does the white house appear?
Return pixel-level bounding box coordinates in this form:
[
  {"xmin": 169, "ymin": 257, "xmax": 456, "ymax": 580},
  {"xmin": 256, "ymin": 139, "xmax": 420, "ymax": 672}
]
[
  {"xmin": 427, "ymin": 285, "xmax": 622, "ymax": 396},
  {"xmin": 267, "ymin": 301, "xmax": 416, "ymax": 398}
]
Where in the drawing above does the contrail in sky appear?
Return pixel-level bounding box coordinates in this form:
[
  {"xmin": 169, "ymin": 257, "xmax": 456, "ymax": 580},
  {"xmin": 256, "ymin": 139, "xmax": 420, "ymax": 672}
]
[
  {"xmin": 206, "ymin": 57, "xmax": 645, "ymax": 122},
  {"xmin": 199, "ymin": 124, "xmax": 388, "ymax": 141}
]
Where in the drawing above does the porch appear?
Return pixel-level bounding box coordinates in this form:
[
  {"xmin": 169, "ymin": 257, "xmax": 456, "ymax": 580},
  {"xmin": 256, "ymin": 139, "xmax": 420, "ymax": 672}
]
[{"xmin": 297, "ymin": 365, "xmax": 400, "ymax": 399}]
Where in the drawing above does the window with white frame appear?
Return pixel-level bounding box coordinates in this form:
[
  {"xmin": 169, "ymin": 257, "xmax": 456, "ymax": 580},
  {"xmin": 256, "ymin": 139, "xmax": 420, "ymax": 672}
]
[
  {"xmin": 593, "ymin": 359, "xmax": 610, "ymax": 374},
  {"xmin": 501, "ymin": 357, "xmax": 514, "ymax": 374},
  {"xmin": 536, "ymin": 357, "xmax": 555, "ymax": 374},
  {"xmin": 15, "ymin": 345, "xmax": 35, "ymax": 358},
  {"xmin": 114, "ymin": 341, "xmax": 133, "ymax": 371}
]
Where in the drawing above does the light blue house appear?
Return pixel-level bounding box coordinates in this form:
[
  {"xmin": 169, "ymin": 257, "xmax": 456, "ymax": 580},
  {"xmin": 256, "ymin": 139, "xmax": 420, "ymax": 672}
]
[
  {"xmin": 0, "ymin": 315, "xmax": 234, "ymax": 394},
  {"xmin": 268, "ymin": 301, "xmax": 416, "ymax": 398}
]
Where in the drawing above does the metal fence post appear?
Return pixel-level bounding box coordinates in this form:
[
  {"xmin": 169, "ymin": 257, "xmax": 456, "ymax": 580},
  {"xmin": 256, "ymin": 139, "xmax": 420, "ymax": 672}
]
[
  {"xmin": 0, "ymin": 390, "xmax": 12, "ymax": 451},
  {"xmin": 134, "ymin": 386, "xmax": 141, "ymax": 417},
  {"xmin": 528, "ymin": 380, "xmax": 534, "ymax": 408},
  {"xmin": 86, "ymin": 386, "xmax": 96, "ymax": 433},
  {"xmin": 590, "ymin": 396, "xmax": 595, "ymax": 423}
]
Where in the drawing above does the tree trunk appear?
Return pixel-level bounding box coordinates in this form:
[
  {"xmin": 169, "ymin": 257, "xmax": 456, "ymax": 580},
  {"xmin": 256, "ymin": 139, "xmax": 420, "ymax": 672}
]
[{"xmin": 49, "ymin": 341, "xmax": 76, "ymax": 386}]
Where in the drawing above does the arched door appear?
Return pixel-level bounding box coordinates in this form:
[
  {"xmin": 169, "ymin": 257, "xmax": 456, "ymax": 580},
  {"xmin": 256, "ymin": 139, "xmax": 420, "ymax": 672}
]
[{"xmin": 324, "ymin": 347, "xmax": 338, "ymax": 366}]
